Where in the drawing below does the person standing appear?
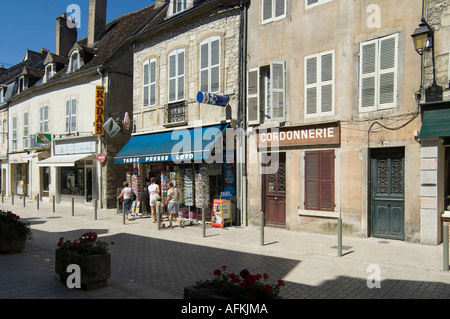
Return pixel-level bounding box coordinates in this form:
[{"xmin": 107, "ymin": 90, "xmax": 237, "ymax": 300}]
[
  {"xmin": 148, "ymin": 177, "xmax": 160, "ymax": 223},
  {"xmin": 117, "ymin": 182, "xmax": 133, "ymax": 221},
  {"xmin": 165, "ymin": 182, "xmax": 181, "ymax": 229}
]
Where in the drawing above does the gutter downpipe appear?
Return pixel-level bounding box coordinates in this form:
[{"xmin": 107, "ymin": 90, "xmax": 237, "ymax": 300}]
[{"xmin": 240, "ymin": 0, "xmax": 249, "ymax": 226}]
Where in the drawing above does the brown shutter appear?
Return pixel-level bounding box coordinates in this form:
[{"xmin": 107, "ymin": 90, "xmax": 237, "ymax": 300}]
[
  {"xmin": 305, "ymin": 151, "xmax": 319, "ymax": 210},
  {"xmin": 319, "ymin": 150, "xmax": 335, "ymax": 211}
]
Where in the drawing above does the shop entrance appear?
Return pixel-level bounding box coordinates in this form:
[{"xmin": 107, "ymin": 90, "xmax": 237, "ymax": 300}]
[
  {"xmin": 263, "ymin": 152, "xmax": 286, "ymax": 228},
  {"xmin": 370, "ymin": 147, "xmax": 405, "ymax": 240}
]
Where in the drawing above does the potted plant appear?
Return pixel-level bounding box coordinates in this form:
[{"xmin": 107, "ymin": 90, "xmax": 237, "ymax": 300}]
[
  {"xmin": 0, "ymin": 210, "xmax": 32, "ymax": 254},
  {"xmin": 184, "ymin": 265, "xmax": 284, "ymax": 299},
  {"xmin": 55, "ymin": 232, "xmax": 114, "ymax": 290}
]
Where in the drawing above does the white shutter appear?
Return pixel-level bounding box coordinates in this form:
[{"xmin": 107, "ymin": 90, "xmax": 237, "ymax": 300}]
[
  {"xmin": 200, "ymin": 37, "xmax": 221, "ymax": 93},
  {"xmin": 71, "ymin": 98, "xmax": 77, "ymax": 132},
  {"xmin": 305, "ymin": 56, "xmax": 317, "ymax": 115},
  {"xmin": 177, "ymin": 50, "xmax": 185, "ymax": 101},
  {"xmin": 378, "ymin": 34, "xmax": 397, "ymax": 109},
  {"xmin": 247, "ymin": 68, "xmax": 260, "ymax": 125},
  {"xmin": 143, "ymin": 61, "xmax": 150, "ymax": 107},
  {"xmin": 271, "ymin": 61, "xmax": 286, "ymax": 121},
  {"xmin": 210, "ymin": 38, "xmax": 220, "ymax": 92},
  {"xmin": 320, "ymin": 52, "xmax": 334, "ymax": 114},
  {"xmin": 149, "ymin": 59, "xmax": 157, "ymax": 106},
  {"xmin": 359, "ymin": 39, "xmax": 378, "ymax": 112},
  {"xmin": 65, "ymin": 99, "xmax": 70, "ymax": 133},
  {"xmin": 200, "ymin": 42, "xmax": 209, "ymax": 92}
]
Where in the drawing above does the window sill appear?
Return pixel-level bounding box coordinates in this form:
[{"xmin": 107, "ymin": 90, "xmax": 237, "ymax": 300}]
[
  {"xmin": 163, "ymin": 121, "xmax": 187, "ymax": 128},
  {"xmin": 298, "ymin": 209, "xmax": 340, "ymax": 219}
]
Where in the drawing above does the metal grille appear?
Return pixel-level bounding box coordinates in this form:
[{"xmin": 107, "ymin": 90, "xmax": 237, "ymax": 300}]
[
  {"xmin": 377, "ymin": 159, "xmax": 388, "ymax": 194},
  {"xmin": 278, "ymin": 162, "xmax": 286, "ymax": 192},
  {"xmin": 166, "ymin": 102, "xmax": 186, "ymax": 124},
  {"xmin": 391, "ymin": 158, "xmax": 403, "ymax": 194}
]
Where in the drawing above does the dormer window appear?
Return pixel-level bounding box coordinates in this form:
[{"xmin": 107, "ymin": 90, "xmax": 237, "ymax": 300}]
[
  {"xmin": 69, "ymin": 51, "xmax": 80, "ymax": 73},
  {"xmin": 44, "ymin": 64, "xmax": 54, "ymax": 83},
  {"xmin": 174, "ymin": 0, "xmax": 187, "ymax": 14},
  {"xmin": 0, "ymin": 87, "xmax": 4, "ymax": 103},
  {"xmin": 18, "ymin": 76, "xmax": 26, "ymax": 93}
]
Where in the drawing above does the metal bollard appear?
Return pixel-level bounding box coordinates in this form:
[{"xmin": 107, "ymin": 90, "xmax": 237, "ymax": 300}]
[
  {"xmin": 337, "ymin": 218, "xmax": 343, "ymax": 257},
  {"xmin": 1, "ymin": 193, "xmax": 3, "ymax": 203},
  {"xmin": 260, "ymin": 211, "xmax": 265, "ymax": 246},
  {"xmin": 72, "ymin": 198, "xmax": 75, "ymax": 216},
  {"xmin": 117, "ymin": 198, "xmax": 120, "ymax": 214},
  {"xmin": 53, "ymin": 196, "xmax": 55, "ymax": 213},
  {"xmin": 36, "ymin": 194, "xmax": 39, "ymax": 210},
  {"xmin": 94, "ymin": 200, "xmax": 98, "ymax": 220},
  {"xmin": 444, "ymin": 225, "xmax": 449, "ymax": 271},
  {"xmin": 202, "ymin": 208, "xmax": 206, "ymax": 238},
  {"xmin": 23, "ymin": 194, "xmax": 26, "ymax": 207},
  {"xmin": 12, "ymin": 192, "xmax": 14, "ymax": 205},
  {"xmin": 157, "ymin": 207, "xmax": 161, "ymax": 230}
]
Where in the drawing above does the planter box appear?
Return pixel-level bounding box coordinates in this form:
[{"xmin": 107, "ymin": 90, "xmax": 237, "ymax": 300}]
[
  {"xmin": 55, "ymin": 249, "xmax": 111, "ymax": 290},
  {"xmin": 0, "ymin": 223, "xmax": 26, "ymax": 254}
]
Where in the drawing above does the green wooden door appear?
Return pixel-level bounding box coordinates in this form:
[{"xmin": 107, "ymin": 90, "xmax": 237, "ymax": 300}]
[{"xmin": 371, "ymin": 148, "xmax": 405, "ymax": 240}]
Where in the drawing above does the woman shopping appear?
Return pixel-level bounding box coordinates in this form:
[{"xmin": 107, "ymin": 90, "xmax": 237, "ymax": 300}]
[
  {"xmin": 165, "ymin": 182, "xmax": 182, "ymax": 229},
  {"xmin": 148, "ymin": 177, "xmax": 161, "ymax": 223},
  {"xmin": 117, "ymin": 182, "xmax": 133, "ymax": 221}
]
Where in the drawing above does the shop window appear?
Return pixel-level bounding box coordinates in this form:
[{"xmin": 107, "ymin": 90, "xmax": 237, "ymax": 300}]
[
  {"xmin": 143, "ymin": 58, "xmax": 157, "ymax": 107},
  {"xmin": 305, "ymin": 50, "xmax": 335, "ymax": 118},
  {"xmin": 247, "ymin": 61, "xmax": 286, "ymax": 125},
  {"xmin": 61, "ymin": 167, "xmax": 85, "ymax": 196},
  {"xmin": 304, "ymin": 150, "xmax": 335, "ymax": 211},
  {"xmin": 168, "ymin": 48, "xmax": 185, "ymax": 103},
  {"xmin": 200, "ymin": 36, "xmax": 221, "ymax": 93},
  {"xmin": 262, "ymin": 0, "xmax": 287, "ymax": 24},
  {"xmin": 359, "ymin": 33, "xmax": 398, "ymax": 112}
]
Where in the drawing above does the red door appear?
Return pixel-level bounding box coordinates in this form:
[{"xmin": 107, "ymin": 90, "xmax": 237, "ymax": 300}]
[{"xmin": 263, "ymin": 153, "xmax": 286, "ymax": 228}]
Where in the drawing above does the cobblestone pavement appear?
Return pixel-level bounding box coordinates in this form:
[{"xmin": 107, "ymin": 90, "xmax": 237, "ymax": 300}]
[{"xmin": 0, "ymin": 197, "xmax": 449, "ymax": 300}]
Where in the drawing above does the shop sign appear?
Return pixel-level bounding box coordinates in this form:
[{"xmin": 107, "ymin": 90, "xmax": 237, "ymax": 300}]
[
  {"xmin": 258, "ymin": 122, "xmax": 340, "ymax": 148},
  {"xmin": 102, "ymin": 118, "xmax": 121, "ymax": 138},
  {"xmin": 94, "ymin": 86, "xmax": 105, "ymax": 136},
  {"xmin": 37, "ymin": 133, "xmax": 52, "ymax": 144},
  {"xmin": 197, "ymin": 91, "xmax": 230, "ymax": 107}
]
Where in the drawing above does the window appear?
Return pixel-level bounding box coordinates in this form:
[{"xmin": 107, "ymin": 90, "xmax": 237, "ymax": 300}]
[
  {"xmin": 44, "ymin": 64, "xmax": 54, "ymax": 82},
  {"xmin": 174, "ymin": 0, "xmax": 187, "ymax": 14},
  {"xmin": 23, "ymin": 112, "xmax": 29, "ymax": 149},
  {"xmin": 143, "ymin": 58, "xmax": 157, "ymax": 107},
  {"xmin": 0, "ymin": 87, "xmax": 4, "ymax": 103},
  {"xmin": 262, "ymin": 0, "xmax": 287, "ymax": 23},
  {"xmin": 11, "ymin": 116, "xmax": 18, "ymax": 151},
  {"xmin": 359, "ymin": 33, "xmax": 398, "ymax": 112},
  {"xmin": 305, "ymin": 150, "xmax": 335, "ymax": 211},
  {"xmin": 200, "ymin": 36, "xmax": 221, "ymax": 93},
  {"xmin": 40, "ymin": 105, "xmax": 49, "ymax": 133},
  {"xmin": 305, "ymin": 0, "xmax": 334, "ymax": 9},
  {"xmin": 65, "ymin": 98, "xmax": 77, "ymax": 133},
  {"xmin": 168, "ymin": 48, "xmax": 185, "ymax": 103},
  {"xmin": 305, "ymin": 50, "xmax": 335, "ymax": 117},
  {"xmin": 70, "ymin": 52, "xmax": 79, "ymax": 73},
  {"xmin": 247, "ymin": 61, "xmax": 286, "ymax": 124},
  {"xmin": 18, "ymin": 76, "xmax": 25, "ymax": 93}
]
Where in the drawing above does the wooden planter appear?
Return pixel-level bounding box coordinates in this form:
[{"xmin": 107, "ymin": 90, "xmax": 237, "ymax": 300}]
[
  {"xmin": 55, "ymin": 249, "xmax": 111, "ymax": 290},
  {"xmin": 0, "ymin": 223, "xmax": 26, "ymax": 254}
]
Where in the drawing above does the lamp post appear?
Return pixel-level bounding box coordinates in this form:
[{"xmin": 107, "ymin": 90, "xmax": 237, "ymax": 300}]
[{"xmin": 411, "ymin": 18, "xmax": 442, "ymax": 102}]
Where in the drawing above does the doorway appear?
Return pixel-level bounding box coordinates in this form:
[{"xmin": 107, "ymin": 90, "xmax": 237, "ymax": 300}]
[
  {"xmin": 263, "ymin": 152, "xmax": 286, "ymax": 228},
  {"xmin": 370, "ymin": 147, "xmax": 405, "ymax": 240}
]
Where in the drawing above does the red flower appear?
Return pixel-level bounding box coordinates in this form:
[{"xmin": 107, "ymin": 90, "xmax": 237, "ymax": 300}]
[
  {"xmin": 253, "ymin": 274, "xmax": 262, "ymax": 280},
  {"xmin": 277, "ymin": 280, "xmax": 285, "ymax": 287},
  {"xmin": 263, "ymin": 284, "xmax": 272, "ymax": 293},
  {"xmin": 263, "ymin": 273, "xmax": 269, "ymax": 280},
  {"xmin": 213, "ymin": 269, "xmax": 222, "ymax": 276},
  {"xmin": 111, "ymin": 242, "xmax": 115, "ymax": 245}
]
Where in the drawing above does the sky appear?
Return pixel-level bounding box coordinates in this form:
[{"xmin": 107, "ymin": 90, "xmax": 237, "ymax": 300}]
[{"xmin": 0, "ymin": 0, "xmax": 156, "ymax": 68}]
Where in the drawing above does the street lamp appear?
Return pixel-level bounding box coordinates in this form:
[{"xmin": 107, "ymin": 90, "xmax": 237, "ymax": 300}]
[{"xmin": 411, "ymin": 18, "xmax": 442, "ymax": 102}]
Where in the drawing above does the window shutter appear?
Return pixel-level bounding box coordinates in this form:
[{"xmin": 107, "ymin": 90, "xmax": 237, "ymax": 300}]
[
  {"xmin": 150, "ymin": 59, "xmax": 157, "ymax": 106},
  {"xmin": 247, "ymin": 68, "xmax": 260, "ymax": 125},
  {"xmin": 378, "ymin": 34, "xmax": 397, "ymax": 109},
  {"xmin": 200, "ymin": 42, "xmax": 209, "ymax": 92},
  {"xmin": 168, "ymin": 53, "xmax": 176, "ymax": 102},
  {"xmin": 305, "ymin": 151, "xmax": 319, "ymax": 210},
  {"xmin": 71, "ymin": 99, "xmax": 77, "ymax": 132},
  {"xmin": 65, "ymin": 99, "xmax": 70, "ymax": 132},
  {"xmin": 177, "ymin": 50, "xmax": 185, "ymax": 101},
  {"xmin": 262, "ymin": 0, "xmax": 273, "ymax": 22},
  {"xmin": 210, "ymin": 38, "xmax": 220, "ymax": 92},
  {"xmin": 143, "ymin": 61, "xmax": 150, "ymax": 107},
  {"xmin": 360, "ymin": 41, "xmax": 378, "ymax": 111},
  {"xmin": 306, "ymin": 57, "xmax": 317, "ymax": 115},
  {"xmin": 270, "ymin": 61, "xmax": 285, "ymax": 120},
  {"xmin": 319, "ymin": 150, "xmax": 335, "ymax": 211},
  {"xmin": 44, "ymin": 105, "xmax": 49, "ymax": 133},
  {"xmin": 321, "ymin": 53, "xmax": 333, "ymax": 113},
  {"xmin": 275, "ymin": 0, "xmax": 286, "ymax": 18}
]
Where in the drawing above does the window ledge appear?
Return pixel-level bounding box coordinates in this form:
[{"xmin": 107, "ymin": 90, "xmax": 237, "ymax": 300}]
[
  {"xmin": 298, "ymin": 209, "xmax": 340, "ymax": 219},
  {"xmin": 163, "ymin": 121, "xmax": 187, "ymax": 128}
]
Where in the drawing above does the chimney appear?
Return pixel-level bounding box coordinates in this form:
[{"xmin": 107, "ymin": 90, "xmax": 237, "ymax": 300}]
[
  {"xmin": 56, "ymin": 13, "xmax": 77, "ymax": 57},
  {"xmin": 88, "ymin": 0, "xmax": 107, "ymax": 48}
]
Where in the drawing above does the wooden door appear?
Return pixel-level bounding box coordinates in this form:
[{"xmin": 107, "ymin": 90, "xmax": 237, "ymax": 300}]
[{"xmin": 264, "ymin": 153, "xmax": 286, "ymax": 227}]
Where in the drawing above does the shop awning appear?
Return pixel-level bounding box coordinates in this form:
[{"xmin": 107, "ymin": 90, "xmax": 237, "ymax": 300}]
[
  {"xmin": 37, "ymin": 154, "xmax": 95, "ymax": 167},
  {"xmin": 114, "ymin": 123, "xmax": 229, "ymax": 164},
  {"xmin": 419, "ymin": 101, "xmax": 450, "ymax": 139}
]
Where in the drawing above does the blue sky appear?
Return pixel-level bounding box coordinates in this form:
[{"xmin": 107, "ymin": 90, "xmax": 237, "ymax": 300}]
[{"xmin": 0, "ymin": 0, "xmax": 155, "ymax": 67}]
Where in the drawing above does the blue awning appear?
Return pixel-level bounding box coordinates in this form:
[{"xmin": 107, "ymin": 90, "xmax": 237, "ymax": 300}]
[{"xmin": 114, "ymin": 123, "xmax": 229, "ymax": 164}]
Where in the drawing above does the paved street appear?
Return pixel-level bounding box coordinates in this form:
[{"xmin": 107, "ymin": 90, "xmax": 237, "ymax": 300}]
[{"xmin": 0, "ymin": 197, "xmax": 449, "ymax": 301}]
